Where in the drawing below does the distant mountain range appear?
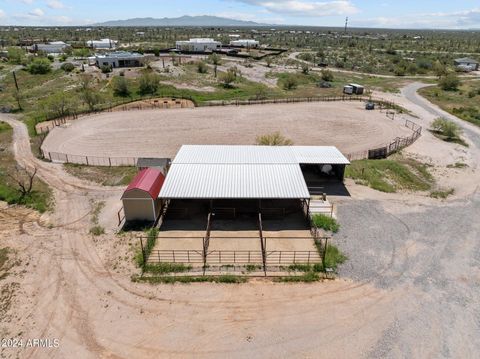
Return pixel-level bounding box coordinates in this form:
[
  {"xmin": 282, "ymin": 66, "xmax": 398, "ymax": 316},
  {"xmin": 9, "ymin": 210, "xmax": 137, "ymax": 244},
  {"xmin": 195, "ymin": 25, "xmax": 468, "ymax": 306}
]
[{"xmin": 94, "ymin": 15, "xmax": 270, "ymax": 27}]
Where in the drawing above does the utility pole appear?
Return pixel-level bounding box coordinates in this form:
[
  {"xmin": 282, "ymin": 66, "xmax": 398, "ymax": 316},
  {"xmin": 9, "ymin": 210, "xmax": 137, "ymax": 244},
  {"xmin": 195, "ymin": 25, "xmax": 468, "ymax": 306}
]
[{"xmin": 344, "ymin": 17, "xmax": 349, "ymax": 33}]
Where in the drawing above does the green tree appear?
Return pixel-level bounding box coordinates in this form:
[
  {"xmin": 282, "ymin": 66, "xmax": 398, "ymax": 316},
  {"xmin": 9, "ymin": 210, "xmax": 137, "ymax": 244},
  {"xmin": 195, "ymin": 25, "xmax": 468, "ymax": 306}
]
[
  {"xmin": 7, "ymin": 47, "xmax": 26, "ymax": 65},
  {"xmin": 112, "ymin": 76, "xmax": 130, "ymax": 97},
  {"xmin": 78, "ymin": 74, "xmax": 101, "ymax": 111},
  {"xmin": 432, "ymin": 60, "xmax": 447, "ymax": 77},
  {"xmin": 209, "ymin": 53, "xmax": 221, "ymax": 77},
  {"xmin": 42, "ymin": 92, "xmax": 77, "ymax": 119},
  {"xmin": 27, "ymin": 58, "xmax": 51, "ymax": 74}
]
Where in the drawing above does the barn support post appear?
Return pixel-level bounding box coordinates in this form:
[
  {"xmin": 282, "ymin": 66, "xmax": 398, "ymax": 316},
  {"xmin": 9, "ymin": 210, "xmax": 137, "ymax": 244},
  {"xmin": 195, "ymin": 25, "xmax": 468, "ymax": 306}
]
[{"xmin": 139, "ymin": 237, "xmax": 146, "ymax": 270}]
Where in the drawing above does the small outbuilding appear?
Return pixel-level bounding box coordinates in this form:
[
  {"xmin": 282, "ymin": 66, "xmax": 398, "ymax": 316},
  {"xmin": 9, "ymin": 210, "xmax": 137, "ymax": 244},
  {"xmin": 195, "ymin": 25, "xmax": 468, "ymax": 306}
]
[
  {"xmin": 229, "ymin": 39, "xmax": 259, "ymax": 48},
  {"xmin": 136, "ymin": 157, "xmax": 170, "ymax": 173},
  {"xmin": 121, "ymin": 168, "xmax": 165, "ymax": 222},
  {"xmin": 454, "ymin": 57, "xmax": 479, "ymax": 72},
  {"xmin": 175, "ymin": 38, "xmax": 221, "ymax": 53},
  {"xmin": 343, "ymin": 83, "xmax": 365, "ymax": 95}
]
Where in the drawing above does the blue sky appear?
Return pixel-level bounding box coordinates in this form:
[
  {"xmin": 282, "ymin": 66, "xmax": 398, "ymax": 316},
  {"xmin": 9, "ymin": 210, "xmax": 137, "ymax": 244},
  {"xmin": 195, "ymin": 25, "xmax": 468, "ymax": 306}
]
[{"xmin": 0, "ymin": 0, "xmax": 479, "ymax": 29}]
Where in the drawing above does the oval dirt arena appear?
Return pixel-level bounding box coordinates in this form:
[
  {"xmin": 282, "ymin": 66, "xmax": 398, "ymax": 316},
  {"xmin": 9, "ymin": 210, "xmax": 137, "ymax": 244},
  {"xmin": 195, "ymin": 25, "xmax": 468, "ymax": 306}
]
[{"xmin": 42, "ymin": 102, "xmax": 413, "ymax": 159}]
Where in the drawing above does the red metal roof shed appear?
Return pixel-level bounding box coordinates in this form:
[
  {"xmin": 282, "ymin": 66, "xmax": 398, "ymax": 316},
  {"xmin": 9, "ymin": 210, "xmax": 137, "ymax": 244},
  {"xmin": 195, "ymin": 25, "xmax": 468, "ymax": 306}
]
[{"xmin": 122, "ymin": 168, "xmax": 165, "ymax": 199}]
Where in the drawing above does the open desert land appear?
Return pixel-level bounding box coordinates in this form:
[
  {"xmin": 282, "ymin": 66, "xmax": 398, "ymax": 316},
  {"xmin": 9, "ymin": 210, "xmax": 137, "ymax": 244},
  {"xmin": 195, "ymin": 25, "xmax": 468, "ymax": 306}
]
[
  {"xmin": 2, "ymin": 80, "xmax": 480, "ymax": 358},
  {"xmin": 41, "ymin": 101, "xmax": 412, "ymax": 159}
]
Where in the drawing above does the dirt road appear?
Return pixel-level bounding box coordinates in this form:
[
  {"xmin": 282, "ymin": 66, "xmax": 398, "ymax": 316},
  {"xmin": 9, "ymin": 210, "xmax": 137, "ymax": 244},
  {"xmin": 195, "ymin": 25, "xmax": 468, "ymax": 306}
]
[{"xmin": 1, "ymin": 82, "xmax": 480, "ymax": 358}]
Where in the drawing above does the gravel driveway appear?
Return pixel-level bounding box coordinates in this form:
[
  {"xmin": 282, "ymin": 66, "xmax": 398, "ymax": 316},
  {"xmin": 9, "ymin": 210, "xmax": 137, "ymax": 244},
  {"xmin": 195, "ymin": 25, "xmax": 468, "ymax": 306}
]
[{"xmin": 333, "ymin": 84, "xmax": 480, "ymax": 357}]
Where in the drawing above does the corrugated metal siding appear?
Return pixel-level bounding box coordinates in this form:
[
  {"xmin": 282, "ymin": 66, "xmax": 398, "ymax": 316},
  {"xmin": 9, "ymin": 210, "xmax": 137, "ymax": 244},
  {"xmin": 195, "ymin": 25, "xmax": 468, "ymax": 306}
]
[
  {"xmin": 159, "ymin": 164, "xmax": 310, "ymax": 199},
  {"xmin": 173, "ymin": 145, "xmax": 349, "ymax": 165}
]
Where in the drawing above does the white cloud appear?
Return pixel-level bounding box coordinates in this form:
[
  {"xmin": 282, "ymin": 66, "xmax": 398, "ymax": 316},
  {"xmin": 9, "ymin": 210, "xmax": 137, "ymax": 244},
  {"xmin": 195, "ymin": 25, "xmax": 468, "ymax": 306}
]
[
  {"xmin": 214, "ymin": 11, "xmax": 285, "ymax": 24},
  {"xmin": 54, "ymin": 15, "xmax": 72, "ymax": 23},
  {"xmin": 46, "ymin": 0, "xmax": 66, "ymax": 9},
  {"xmin": 28, "ymin": 8, "xmax": 44, "ymax": 17},
  {"xmin": 352, "ymin": 8, "xmax": 480, "ymax": 29},
  {"xmin": 20, "ymin": 0, "xmax": 35, "ymax": 4},
  {"xmin": 234, "ymin": 0, "xmax": 358, "ymax": 17},
  {"xmin": 0, "ymin": 9, "xmax": 5, "ymax": 19}
]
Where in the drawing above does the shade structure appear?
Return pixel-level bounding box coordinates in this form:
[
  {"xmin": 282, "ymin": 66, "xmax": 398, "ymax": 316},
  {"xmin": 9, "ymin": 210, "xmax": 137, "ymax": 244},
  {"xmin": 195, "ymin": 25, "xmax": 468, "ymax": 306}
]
[{"xmin": 159, "ymin": 145, "xmax": 349, "ymax": 200}]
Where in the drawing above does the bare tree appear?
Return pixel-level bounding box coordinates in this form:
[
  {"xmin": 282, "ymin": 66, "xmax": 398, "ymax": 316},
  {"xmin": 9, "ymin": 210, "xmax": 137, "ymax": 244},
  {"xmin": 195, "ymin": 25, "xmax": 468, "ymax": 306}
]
[{"xmin": 7, "ymin": 166, "xmax": 38, "ymax": 199}]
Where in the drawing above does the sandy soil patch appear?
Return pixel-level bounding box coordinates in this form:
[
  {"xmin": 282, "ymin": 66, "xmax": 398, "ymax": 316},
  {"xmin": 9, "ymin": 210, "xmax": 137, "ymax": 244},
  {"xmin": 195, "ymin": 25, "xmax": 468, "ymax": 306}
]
[{"xmin": 42, "ymin": 101, "xmax": 413, "ymax": 160}]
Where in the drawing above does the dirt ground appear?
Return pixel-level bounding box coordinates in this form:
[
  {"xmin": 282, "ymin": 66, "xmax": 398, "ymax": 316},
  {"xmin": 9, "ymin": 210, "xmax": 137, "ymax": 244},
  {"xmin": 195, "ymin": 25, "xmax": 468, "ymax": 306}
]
[
  {"xmin": 2, "ymin": 81, "xmax": 480, "ymax": 358},
  {"xmin": 41, "ymin": 101, "xmax": 412, "ymax": 160}
]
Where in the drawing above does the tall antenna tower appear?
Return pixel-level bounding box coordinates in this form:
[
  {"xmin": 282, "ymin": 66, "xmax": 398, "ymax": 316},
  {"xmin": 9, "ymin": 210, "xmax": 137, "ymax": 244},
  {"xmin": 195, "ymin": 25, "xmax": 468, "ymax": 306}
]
[{"xmin": 344, "ymin": 17, "xmax": 349, "ymax": 33}]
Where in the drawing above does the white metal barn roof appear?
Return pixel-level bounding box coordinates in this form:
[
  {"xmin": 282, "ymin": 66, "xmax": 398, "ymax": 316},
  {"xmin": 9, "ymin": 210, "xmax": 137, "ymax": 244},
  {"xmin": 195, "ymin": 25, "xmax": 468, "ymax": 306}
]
[
  {"xmin": 172, "ymin": 145, "xmax": 350, "ymax": 165},
  {"xmin": 160, "ymin": 164, "xmax": 310, "ymax": 199},
  {"xmin": 159, "ymin": 145, "xmax": 349, "ymax": 199}
]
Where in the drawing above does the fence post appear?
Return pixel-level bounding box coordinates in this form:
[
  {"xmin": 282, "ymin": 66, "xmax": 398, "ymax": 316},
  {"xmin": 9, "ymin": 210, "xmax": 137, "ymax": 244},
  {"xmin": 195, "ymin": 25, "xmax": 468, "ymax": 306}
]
[
  {"xmin": 139, "ymin": 237, "xmax": 146, "ymax": 269},
  {"xmin": 322, "ymin": 237, "xmax": 329, "ymax": 271}
]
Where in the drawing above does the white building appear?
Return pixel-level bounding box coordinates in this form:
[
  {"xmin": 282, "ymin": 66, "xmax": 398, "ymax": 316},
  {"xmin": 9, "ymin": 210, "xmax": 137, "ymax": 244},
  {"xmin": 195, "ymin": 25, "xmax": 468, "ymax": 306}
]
[
  {"xmin": 229, "ymin": 39, "xmax": 259, "ymax": 48},
  {"xmin": 95, "ymin": 51, "xmax": 147, "ymax": 68},
  {"xmin": 33, "ymin": 41, "xmax": 69, "ymax": 54},
  {"xmin": 175, "ymin": 38, "xmax": 221, "ymax": 53},
  {"xmin": 87, "ymin": 38, "xmax": 117, "ymax": 50}
]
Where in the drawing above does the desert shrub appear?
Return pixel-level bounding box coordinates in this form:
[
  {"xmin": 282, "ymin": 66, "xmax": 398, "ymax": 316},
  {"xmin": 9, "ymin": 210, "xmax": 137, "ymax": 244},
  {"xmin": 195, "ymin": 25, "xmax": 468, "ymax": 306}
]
[
  {"xmin": 393, "ymin": 65, "xmax": 406, "ymax": 76},
  {"xmin": 100, "ymin": 65, "xmax": 112, "ymax": 74},
  {"xmin": 219, "ymin": 70, "xmax": 236, "ymax": 88},
  {"xmin": 301, "ymin": 63, "xmax": 310, "ymax": 74},
  {"xmin": 321, "ymin": 69, "xmax": 334, "ymax": 82},
  {"xmin": 311, "ymin": 214, "xmax": 340, "ymax": 233},
  {"xmin": 323, "ymin": 244, "xmax": 348, "ymax": 270},
  {"xmin": 439, "ymin": 73, "xmax": 461, "ymax": 91},
  {"xmin": 112, "ymin": 76, "xmax": 130, "ymax": 97},
  {"xmin": 282, "ymin": 75, "xmax": 298, "ymax": 90},
  {"xmin": 431, "ymin": 118, "xmax": 462, "ymax": 140},
  {"xmin": 138, "ymin": 72, "xmax": 160, "ymax": 95},
  {"xmin": 27, "ymin": 58, "xmax": 51, "ymax": 74},
  {"xmin": 60, "ymin": 62, "xmax": 75, "ymax": 72},
  {"xmin": 89, "ymin": 225, "xmax": 105, "ymax": 236},
  {"xmin": 256, "ymin": 132, "xmax": 293, "ymax": 146},
  {"xmin": 197, "ymin": 61, "xmax": 208, "ymax": 74}
]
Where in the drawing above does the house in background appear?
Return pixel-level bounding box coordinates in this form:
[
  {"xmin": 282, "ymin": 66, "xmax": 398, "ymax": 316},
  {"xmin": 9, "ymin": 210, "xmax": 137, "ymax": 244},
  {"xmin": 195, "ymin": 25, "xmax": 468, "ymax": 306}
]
[
  {"xmin": 229, "ymin": 39, "xmax": 259, "ymax": 48},
  {"xmin": 87, "ymin": 38, "xmax": 117, "ymax": 50},
  {"xmin": 454, "ymin": 58, "xmax": 479, "ymax": 72},
  {"xmin": 175, "ymin": 38, "xmax": 221, "ymax": 53},
  {"xmin": 32, "ymin": 41, "xmax": 69, "ymax": 54},
  {"xmin": 95, "ymin": 51, "xmax": 149, "ymax": 68}
]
